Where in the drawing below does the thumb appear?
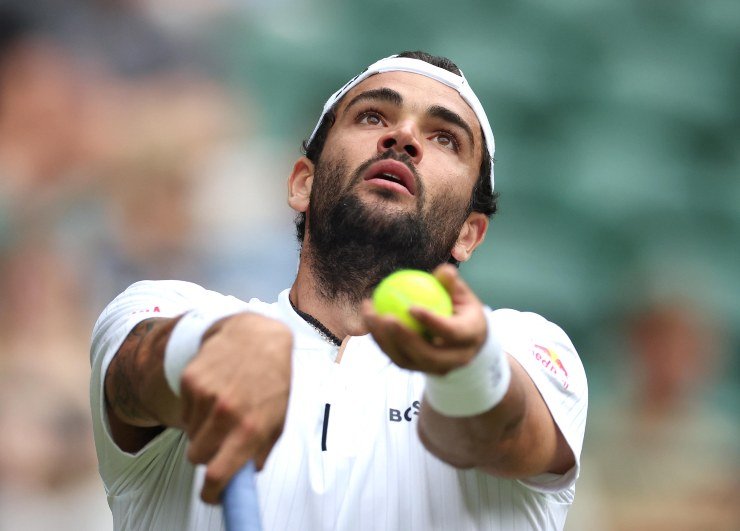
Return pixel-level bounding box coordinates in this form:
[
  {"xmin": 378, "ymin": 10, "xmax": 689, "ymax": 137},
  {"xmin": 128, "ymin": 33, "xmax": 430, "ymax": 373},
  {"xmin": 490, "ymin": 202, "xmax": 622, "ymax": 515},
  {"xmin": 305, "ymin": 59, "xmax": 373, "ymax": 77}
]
[{"xmin": 433, "ymin": 264, "xmax": 477, "ymax": 307}]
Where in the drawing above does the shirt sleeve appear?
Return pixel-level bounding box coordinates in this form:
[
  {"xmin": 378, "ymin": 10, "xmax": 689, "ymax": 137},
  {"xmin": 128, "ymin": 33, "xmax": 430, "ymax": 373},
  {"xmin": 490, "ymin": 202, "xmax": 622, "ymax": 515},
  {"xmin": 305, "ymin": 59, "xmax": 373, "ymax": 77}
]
[
  {"xmin": 89, "ymin": 280, "xmax": 249, "ymax": 494},
  {"xmin": 487, "ymin": 308, "xmax": 588, "ymax": 496}
]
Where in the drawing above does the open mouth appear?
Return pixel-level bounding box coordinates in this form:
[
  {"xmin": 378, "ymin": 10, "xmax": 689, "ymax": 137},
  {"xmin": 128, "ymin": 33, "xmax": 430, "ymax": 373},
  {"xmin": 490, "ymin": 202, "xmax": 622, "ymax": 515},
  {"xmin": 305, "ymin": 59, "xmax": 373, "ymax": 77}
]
[{"xmin": 363, "ymin": 159, "xmax": 416, "ymax": 195}]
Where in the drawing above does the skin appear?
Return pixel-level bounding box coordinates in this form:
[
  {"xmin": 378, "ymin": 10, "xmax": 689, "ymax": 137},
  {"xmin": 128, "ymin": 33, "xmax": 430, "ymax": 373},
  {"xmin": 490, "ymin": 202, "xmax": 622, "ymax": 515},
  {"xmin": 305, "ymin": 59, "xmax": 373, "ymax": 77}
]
[
  {"xmin": 104, "ymin": 71, "xmax": 573, "ymax": 506},
  {"xmin": 105, "ymin": 313, "xmax": 292, "ymax": 503}
]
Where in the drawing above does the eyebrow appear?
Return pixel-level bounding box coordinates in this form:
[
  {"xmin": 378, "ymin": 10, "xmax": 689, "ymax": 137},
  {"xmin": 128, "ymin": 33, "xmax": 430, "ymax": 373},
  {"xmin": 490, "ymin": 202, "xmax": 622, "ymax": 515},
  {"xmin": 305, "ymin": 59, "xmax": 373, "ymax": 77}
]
[
  {"xmin": 427, "ymin": 105, "xmax": 475, "ymax": 148},
  {"xmin": 343, "ymin": 87, "xmax": 403, "ymax": 114},
  {"xmin": 342, "ymin": 87, "xmax": 476, "ymax": 149}
]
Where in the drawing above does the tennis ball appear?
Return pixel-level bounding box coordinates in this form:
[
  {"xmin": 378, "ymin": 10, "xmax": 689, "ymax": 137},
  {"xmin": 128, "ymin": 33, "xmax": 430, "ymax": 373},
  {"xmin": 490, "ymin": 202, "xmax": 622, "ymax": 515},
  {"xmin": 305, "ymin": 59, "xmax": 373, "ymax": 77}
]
[{"xmin": 372, "ymin": 269, "xmax": 453, "ymax": 335}]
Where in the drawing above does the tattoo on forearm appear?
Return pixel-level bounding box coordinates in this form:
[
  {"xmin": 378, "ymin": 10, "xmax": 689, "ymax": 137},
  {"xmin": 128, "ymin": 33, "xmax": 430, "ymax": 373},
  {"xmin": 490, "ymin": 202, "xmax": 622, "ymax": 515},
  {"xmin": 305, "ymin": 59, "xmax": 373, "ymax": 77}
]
[{"xmin": 106, "ymin": 318, "xmax": 164, "ymax": 424}]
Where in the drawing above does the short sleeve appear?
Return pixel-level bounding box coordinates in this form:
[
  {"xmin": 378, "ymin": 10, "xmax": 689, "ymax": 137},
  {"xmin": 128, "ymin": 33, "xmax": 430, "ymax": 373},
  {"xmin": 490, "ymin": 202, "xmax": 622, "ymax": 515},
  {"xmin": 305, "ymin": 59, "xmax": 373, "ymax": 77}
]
[
  {"xmin": 89, "ymin": 280, "xmax": 249, "ymax": 493},
  {"xmin": 487, "ymin": 309, "xmax": 588, "ymax": 495}
]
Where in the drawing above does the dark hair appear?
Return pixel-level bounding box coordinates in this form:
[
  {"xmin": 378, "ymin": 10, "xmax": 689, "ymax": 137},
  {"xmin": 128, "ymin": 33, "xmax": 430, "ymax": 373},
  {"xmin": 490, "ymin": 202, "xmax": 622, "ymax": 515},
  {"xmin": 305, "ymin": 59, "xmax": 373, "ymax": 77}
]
[
  {"xmin": 0, "ymin": 7, "xmax": 30, "ymax": 67},
  {"xmin": 296, "ymin": 50, "xmax": 499, "ymax": 244}
]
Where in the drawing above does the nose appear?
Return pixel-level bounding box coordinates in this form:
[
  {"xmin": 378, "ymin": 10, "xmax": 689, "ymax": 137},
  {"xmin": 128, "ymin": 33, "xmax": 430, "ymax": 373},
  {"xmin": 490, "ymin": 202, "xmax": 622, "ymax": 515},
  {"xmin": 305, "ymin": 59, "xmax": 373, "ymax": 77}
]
[{"xmin": 377, "ymin": 120, "xmax": 423, "ymax": 164}]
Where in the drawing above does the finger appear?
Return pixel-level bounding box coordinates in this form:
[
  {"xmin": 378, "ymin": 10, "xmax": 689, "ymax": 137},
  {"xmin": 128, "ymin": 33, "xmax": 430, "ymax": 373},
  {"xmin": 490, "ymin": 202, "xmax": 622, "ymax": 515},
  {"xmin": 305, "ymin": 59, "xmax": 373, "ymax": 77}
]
[
  {"xmin": 365, "ymin": 296, "xmax": 448, "ymax": 346},
  {"xmin": 368, "ymin": 316, "xmax": 419, "ymax": 370},
  {"xmin": 432, "ymin": 263, "xmax": 458, "ymax": 291},
  {"xmin": 405, "ymin": 332, "xmax": 477, "ymax": 373},
  {"xmin": 180, "ymin": 375, "xmax": 218, "ymax": 440},
  {"xmin": 433, "ymin": 264, "xmax": 479, "ymax": 307},
  {"xmin": 363, "ymin": 301, "xmax": 426, "ymax": 369},
  {"xmin": 254, "ymin": 423, "xmax": 284, "ymax": 471},
  {"xmin": 365, "ymin": 296, "xmax": 478, "ymax": 373},
  {"xmin": 362, "ymin": 299, "xmax": 402, "ymax": 341},
  {"xmin": 200, "ymin": 419, "xmax": 260, "ymax": 504},
  {"xmin": 409, "ymin": 305, "xmax": 483, "ymax": 346},
  {"xmin": 180, "ymin": 362, "xmax": 223, "ymax": 438},
  {"xmin": 379, "ymin": 320, "xmax": 474, "ymax": 374},
  {"xmin": 186, "ymin": 397, "xmax": 237, "ymax": 465}
]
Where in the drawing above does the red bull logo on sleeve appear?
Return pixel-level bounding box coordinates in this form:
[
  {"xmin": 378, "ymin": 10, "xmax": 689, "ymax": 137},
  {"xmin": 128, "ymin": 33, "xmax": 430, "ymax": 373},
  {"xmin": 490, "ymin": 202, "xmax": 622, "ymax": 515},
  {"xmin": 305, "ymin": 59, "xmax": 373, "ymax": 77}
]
[
  {"xmin": 130, "ymin": 306, "xmax": 161, "ymax": 315},
  {"xmin": 532, "ymin": 344, "xmax": 569, "ymax": 389}
]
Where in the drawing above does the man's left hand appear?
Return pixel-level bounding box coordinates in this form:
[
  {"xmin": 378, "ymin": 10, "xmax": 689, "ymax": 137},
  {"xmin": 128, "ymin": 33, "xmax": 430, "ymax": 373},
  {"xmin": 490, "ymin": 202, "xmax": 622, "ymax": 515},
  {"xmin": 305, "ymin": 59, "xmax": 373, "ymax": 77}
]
[{"xmin": 362, "ymin": 264, "xmax": 488, "ymax": 375}]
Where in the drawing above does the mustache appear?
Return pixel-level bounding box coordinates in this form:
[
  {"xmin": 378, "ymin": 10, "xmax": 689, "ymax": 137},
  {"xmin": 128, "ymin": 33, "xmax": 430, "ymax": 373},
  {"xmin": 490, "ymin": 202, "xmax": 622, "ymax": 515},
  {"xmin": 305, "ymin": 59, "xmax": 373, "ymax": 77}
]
[{"xmin": 348, "ymin": 149, "xmax": 423, "ymax": 195}]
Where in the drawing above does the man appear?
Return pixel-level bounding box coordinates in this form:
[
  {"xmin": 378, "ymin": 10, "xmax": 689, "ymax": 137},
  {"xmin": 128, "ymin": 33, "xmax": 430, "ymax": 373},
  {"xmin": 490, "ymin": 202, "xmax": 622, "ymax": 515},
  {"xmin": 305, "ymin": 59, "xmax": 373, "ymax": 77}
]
[{"xmin": 91, "ymin": 51, "xmax": 587, "ymax": 530}]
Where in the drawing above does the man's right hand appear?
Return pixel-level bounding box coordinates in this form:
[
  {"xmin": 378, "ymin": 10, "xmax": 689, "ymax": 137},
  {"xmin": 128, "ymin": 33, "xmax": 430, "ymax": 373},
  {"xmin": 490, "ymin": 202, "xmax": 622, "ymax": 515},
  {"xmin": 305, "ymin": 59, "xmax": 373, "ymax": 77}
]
[
  {"xmin": 104, "ymin": 312, "xmax": 292, "ymax": 505},
  {"xmin": 179, "ymin": 313, "xmax": 292, "ymax": 504}
]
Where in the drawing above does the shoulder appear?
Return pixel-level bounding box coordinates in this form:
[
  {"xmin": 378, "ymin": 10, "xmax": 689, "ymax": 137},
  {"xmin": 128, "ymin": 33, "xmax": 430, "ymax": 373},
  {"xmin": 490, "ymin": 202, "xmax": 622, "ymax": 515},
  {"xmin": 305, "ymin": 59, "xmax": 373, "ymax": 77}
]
[
  {"xmin": 91, "ymin": 281, "xmax": 278, "ymax": 362},
  {"xmin": 485, "ymin": 306, "xmax": 587, "ymax": 417},
  {"xmin": 121, "ymin": 279, "xmax": 244, "ymax": 305},
  {"xmin": 105, "ymin": 280, "xmax": 275, "ymax": 316},
  {"xmin": 486, "ymin": 309, "xmax": 577, "ymax": 356},
  {"xmin": 487, "ymin": 308, "xmax": 569, "ymax": 335}
]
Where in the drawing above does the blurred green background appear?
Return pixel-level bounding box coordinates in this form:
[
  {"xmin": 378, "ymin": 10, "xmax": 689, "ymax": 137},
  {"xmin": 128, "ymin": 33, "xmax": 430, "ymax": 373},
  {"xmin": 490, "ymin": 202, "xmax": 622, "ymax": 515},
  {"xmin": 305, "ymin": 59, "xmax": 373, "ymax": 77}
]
[{"xmin": 0, "ymin": 0, "xmax": 737, "ymax": 529}]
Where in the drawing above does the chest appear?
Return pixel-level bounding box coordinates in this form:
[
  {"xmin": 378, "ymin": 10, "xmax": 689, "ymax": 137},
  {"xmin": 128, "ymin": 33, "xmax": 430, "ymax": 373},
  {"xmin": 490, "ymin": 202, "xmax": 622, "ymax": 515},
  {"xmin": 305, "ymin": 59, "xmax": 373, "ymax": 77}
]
[{"xmin": 280, "ymin": 337, "xmax": 425, "ymax": 457}]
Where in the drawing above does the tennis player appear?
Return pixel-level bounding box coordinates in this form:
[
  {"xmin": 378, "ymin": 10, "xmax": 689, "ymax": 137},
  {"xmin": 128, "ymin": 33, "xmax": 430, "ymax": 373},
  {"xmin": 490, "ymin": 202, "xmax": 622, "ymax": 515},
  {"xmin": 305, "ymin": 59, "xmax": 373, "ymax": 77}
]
[{"xmin": 91, "ymin": 51, "xmax": 588, "ymax": 530}]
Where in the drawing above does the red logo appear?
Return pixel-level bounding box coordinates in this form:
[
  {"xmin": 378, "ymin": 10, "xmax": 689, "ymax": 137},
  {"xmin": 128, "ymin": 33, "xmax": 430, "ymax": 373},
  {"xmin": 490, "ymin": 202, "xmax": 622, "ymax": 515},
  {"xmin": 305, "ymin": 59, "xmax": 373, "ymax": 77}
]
[
  {"xmin": 532, "ymin": 344, "xmax": 569, "ymax": 389},
  {"xmin": 130, "ymin": 306, "xmax": 161, "ymax": 315}
]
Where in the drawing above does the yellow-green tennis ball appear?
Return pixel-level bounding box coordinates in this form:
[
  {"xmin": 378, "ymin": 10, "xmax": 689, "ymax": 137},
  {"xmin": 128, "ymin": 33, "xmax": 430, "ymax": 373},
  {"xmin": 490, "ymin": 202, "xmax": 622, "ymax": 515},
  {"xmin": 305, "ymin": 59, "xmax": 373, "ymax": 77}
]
[{"xmin": 372, "ymin": 269, "xmax": 453, "ymax": 334}]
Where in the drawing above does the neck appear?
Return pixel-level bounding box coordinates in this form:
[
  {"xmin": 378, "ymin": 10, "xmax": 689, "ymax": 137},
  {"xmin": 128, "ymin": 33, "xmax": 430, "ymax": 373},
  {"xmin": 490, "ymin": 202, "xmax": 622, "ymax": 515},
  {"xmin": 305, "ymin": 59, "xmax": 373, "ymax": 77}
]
[{"xmin": 290, "ymin": 253, "xmax": 370, "ymax": 340}]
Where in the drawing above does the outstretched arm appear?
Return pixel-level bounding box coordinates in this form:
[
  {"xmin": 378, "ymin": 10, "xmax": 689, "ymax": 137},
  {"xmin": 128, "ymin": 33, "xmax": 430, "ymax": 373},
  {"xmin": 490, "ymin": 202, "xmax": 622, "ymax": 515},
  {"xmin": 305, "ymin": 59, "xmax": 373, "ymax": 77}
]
[
  {"xmin": 362, "ymin": 264, "xmax": 574, "ymax": 478},
  {"xmin": 417, "ymin": 358, "xmax": 573, "ymax": 478},
  {"xmin": 103, "ymin": 310, "xmax": 292, "ymax": 503}
]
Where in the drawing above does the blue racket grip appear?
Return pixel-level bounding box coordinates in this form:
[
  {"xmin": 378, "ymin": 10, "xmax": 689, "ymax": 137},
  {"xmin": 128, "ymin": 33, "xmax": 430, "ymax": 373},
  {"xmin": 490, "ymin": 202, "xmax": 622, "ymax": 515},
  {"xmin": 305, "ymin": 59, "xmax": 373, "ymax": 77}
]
[{"xmin": 223, "ymin": 461, "xmax": 262, "ymax": 531}]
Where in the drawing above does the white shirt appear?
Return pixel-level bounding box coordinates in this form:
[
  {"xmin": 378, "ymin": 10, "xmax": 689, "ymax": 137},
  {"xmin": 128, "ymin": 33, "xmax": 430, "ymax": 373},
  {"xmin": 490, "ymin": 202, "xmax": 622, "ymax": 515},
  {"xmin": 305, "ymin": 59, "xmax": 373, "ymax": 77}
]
[{"xmin": 90, "ymin": 280, "xmax": 588, "ymax": 530}]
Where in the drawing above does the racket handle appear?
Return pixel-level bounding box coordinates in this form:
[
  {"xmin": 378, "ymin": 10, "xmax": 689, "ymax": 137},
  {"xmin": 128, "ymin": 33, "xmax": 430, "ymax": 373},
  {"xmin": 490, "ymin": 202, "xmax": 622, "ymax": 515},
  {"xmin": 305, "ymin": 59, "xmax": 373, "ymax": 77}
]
[{"xmin": 223, "ymin": 461, "xmax": 262, "ymax": 531}]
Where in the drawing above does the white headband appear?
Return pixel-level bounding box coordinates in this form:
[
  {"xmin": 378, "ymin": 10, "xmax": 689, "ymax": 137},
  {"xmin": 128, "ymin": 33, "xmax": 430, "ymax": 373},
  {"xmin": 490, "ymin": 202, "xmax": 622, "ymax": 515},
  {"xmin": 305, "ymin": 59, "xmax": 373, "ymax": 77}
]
[{"xmin": 308, "ymin": 55, "xmax": 496, "ymax": 190}]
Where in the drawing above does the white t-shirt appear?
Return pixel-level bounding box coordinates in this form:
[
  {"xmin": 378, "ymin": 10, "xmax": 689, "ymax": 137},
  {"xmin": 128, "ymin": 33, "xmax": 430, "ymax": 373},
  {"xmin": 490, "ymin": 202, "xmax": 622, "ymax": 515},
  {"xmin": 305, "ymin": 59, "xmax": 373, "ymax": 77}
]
[{"xmin": 90, "ymin": 280, "xmax": 588, "ymax": 531}]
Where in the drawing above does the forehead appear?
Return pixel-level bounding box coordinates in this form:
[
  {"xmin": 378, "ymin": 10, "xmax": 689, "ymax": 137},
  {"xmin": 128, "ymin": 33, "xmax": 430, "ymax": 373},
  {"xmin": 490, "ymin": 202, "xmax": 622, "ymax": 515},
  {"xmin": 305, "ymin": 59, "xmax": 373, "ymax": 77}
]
[{"xmin": 336, "ymin": 72, "xmax": 482, "ymax": 137}]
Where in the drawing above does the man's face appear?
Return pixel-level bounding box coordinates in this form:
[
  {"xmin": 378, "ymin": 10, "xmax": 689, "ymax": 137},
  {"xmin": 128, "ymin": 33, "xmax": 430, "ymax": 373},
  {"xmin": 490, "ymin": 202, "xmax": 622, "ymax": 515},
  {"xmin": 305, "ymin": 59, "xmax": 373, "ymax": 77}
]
[
  {"xmin": 317, "ymin": 71, "xmax": 483, "ymax": 219},
  {"xmin": 303, "ymin": 72, "xmax": 485, "ymax": 302}
]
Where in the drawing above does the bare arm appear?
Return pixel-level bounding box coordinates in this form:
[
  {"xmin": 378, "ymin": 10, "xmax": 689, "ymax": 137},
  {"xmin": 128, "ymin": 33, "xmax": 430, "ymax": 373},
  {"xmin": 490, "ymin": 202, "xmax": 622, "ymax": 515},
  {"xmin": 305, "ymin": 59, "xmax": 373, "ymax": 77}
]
[
  {"xmin": 104, "ymin": 317, "xmax": 182, "ymax": 451},
  {"xmin": 103, "ymin": 311, "xmax": 292, "ymax": 502},
  {"xmin": 363, "ymin": 264, "xmax": 574, "ymax": 478},
  {"xmin": 417, "ymin": 357, "xmax": 573, "ymax": 477}
]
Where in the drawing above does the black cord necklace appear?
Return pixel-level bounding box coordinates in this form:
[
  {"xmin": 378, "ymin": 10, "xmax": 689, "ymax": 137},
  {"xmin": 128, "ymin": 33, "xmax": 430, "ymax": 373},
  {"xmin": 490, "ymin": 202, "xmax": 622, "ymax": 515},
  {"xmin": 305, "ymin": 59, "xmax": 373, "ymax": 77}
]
[{"xmin": 289, "ymin": 298, "xmax": 343, "ymax": 346}]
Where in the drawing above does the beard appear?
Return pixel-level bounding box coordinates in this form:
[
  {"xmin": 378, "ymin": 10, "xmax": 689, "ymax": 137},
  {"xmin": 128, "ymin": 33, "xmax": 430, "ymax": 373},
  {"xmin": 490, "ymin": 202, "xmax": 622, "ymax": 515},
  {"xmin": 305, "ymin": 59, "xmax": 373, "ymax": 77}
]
[{"xmin": 305, "ymin": 150, "xmax": 471, "ymax": 305}]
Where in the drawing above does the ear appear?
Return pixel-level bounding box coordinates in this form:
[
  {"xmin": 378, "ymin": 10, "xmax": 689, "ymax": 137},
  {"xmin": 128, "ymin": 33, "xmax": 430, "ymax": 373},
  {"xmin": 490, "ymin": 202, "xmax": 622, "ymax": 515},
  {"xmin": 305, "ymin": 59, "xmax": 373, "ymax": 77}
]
[
  {"xmin": 287, "ymin": 157, "xmax": 314, "ymax": 213},
  {"xmin": 451, "ymin": 212, "xmax": 489, "ymax": 263}
]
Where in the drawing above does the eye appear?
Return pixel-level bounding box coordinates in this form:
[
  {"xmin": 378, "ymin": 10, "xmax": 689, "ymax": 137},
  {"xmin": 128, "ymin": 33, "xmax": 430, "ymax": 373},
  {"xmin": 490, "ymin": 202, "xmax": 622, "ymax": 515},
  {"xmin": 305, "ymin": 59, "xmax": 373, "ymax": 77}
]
[
  {"xmin": 433, "ymin": 131, "xmax": 460, "ymax": 151},
  {"xmin": 357, "ymin": 110, "xmax": 385, "ymax": 126}
]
